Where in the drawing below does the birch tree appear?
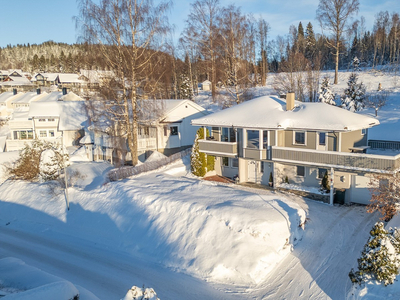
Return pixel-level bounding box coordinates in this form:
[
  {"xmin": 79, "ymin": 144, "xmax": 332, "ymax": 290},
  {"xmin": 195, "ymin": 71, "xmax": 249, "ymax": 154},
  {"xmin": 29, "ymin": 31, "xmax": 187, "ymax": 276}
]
[
  {"xmin": 76, "ymin": 0, "xmax": 171, "ymax": 166},
  {"xmin": 316, "ymin": 0, "xmax": 359, "ymax": 84}
]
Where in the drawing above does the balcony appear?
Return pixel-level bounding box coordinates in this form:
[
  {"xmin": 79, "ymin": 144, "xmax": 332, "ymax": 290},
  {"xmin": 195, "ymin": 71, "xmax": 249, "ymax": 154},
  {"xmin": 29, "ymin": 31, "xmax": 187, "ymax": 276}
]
[
  {"xmin": 6, "ymin": 139, "xmax": 34, "ymax": 151},
  {"xmin": 198, "ymin": 140, "xmax": 237, "ymax": 157},
  {"xmin": 270, "ymin": 146, "xmax": 400, "ymax": 173},
  {"xmin": 243, "ymin": 148, "xmax": 267, "ymax": 160},
  {"xmin": 138, "ymin": 137, "xmax": 157, "ymax": 151}
]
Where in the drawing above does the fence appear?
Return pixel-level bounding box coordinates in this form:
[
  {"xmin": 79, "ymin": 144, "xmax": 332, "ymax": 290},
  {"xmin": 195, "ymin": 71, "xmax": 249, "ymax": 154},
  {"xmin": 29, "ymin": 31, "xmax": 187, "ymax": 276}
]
[
  {"xmin": 368, "ymin": 140, "xmax": 400, "ymax": 151},
  {"xmin": 108, "ymin": 148, "xmax": 191, "ymax": 181}
]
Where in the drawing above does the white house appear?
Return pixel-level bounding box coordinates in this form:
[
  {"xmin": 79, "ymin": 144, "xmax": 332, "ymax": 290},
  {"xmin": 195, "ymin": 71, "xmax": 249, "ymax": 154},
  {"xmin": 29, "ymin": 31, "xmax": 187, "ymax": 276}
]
[
  {"xmin": 200, "ymin": 80, "xmax": 211, "ymax": 91},
  {"xmin": 0, "ymin": 91, "xmax": 23, "ymax": 118},
  {"xmin": 191, "ymin": 94, "xmax": 399, "ymax": 205}
]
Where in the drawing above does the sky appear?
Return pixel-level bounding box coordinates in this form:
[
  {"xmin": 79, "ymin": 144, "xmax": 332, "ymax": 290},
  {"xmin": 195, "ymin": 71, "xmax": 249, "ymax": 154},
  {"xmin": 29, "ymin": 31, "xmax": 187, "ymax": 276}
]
[{"xmin": 1, "ymin": 0, "xmax": 400, "ymax": 48}]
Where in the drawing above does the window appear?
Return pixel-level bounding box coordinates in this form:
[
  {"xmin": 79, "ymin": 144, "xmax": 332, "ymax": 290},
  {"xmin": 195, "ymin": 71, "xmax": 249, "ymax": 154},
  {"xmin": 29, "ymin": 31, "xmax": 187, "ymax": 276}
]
[
  {"xmin": 361, "ymin": 128, "xmax": 367, "ymax": 135},
  {"xmin": 294, "ymin": 131, "xmax": 306, "ymax": 145},
  {"xmin": 222, "ymin": 157, "xmax": 229, "ymax": 166},
  {"xmin": 28, "ymin": 131, "xmax": 33, "ymax": 139},
  {"xmin": 48, "ymin": 118, "xmax": 55, "ymax": 122},
  {"xmin": 263, "ymin": 130, "xmax": 268, "ymax": 149},
  {"xmin": 40, "ymin": 130, "xmax": 47, "ymax": 137},
  {"xmin": 49, "ymin": 130, "xmax": 55, "ymax": 137},
  {"xmin": 319, "ymin": 132, "xmax": 326, "ymax": 146},
  {"xmin": 38, "ymin": 118, "xmax": 46, "ymax": 122},
  {"xmin": 318, "ymin": 168, "xmax": 327, "ymax": 179},
  {"xmin": 231, "ymin": 158, "xmax": 238, "ymax": 168},
  {"xmin": 221, "ymin": 127, "xmax": 236, "ymax": 142},
  {"xmin": 296, "ymin": 166, "xmax": 305, "ymax": 177},
  {"xmin": 20, "ymin": 131, "xmax": 27, "ymax": 139},
  {"xmin": 247, "ymin": 130, "xmax": 259, "ymax": 149},
  {"xmin": 261, "ymin": 162, "xmax": 264, "ymax": 173},
  {"xmin": 170, "ymin": 126, "xmax": 178, "ymax": 136}
]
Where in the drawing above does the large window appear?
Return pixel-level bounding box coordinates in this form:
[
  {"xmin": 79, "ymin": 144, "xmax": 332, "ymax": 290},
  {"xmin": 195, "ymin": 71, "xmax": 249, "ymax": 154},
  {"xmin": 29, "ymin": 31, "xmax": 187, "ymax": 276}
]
[
  {"xmin": 231, "ymin": 158, "xmax": 238, "ymax": 168},
  {"xmin": 319, "ymin": 132, "xmax": 326, "ymax": 146},
  {"xmin": 247, "ymin": 130, "xmax": 259, "ymax": 149},
  {"xmin": 13, "ymin": 130, "xmax": 34, "ymax": 140},
  {"xmin": 40, "ymin": 130, "xmax": 47, "ymax": 138},
  {"xmin": 263, "ymin": 130, "xmax": 268, "ymax": 149},
  {"xmin": 294, "ymin": 131, "xmax": 306, "ymax": 145},
  {"xmin": 221, "ymin": 127, "xmax": 236, "ymax": 142}
]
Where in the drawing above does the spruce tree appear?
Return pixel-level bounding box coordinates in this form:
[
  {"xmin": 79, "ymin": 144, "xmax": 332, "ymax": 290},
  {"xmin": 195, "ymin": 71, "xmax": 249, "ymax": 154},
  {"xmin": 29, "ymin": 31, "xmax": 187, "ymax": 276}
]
[
  {"xmin": 305, "ymin": 22, "xmax": 316, "ymax": 60},
  {"xmin": 318, "ymin": 77, "xmax": 336, "ymax": 105},
  {"xmin": 178, "ymin": 74, "xmax": 193, "ymax": 100},
  {"xmin": 352, "ymin": 56, "xmax": 360, "ymax": 72},
  {"xmin": 349, "ymin": 222, "xmax": 400, "ymax": 286},
  {"xmin": 191, "ymin": 128, "xmax": 214, "ymax": 177},
  {"xmin": 341, "ymin": 72, "xmax": 366, "ymax": 112}
]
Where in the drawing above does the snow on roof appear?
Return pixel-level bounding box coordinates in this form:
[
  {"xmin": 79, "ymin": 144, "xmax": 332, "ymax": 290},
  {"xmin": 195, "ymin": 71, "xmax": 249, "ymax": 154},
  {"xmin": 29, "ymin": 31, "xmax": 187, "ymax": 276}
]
[
  {"xmin": 11, "ymin": 92, "xmax": 48, "ymax": 104},
  {"xmin": 12, "ymin": 110, "xmax": 30, "ymax": 119},
  {"xmin": 192, "ymin": 95, "xmax": 379, "ymax": 131},
  {"xmin": 36, "ymin": 91, "xmax": 63, "ymax": 102},
  {"xmin": 0, "ymin": 76, "xmax": 34, "ymax": 86},
  {"xmin": 202, "ymin": 80, "xmax": 211, "ymax": 85},
  {"xmin": 0, "ymin": 136, "xmax": 6, "ymax": 152},
  {"xmin": 79, "ymin": 70, "xmax": 114, "ymax": 83},
  {"xmin": 59, "ymin": 101, "xmax": 88, "ymax": 131},
  {"xmin": 58, "ymin": 73, "xmax": 83, "ymax": 83},
  {"xmin": 60, "ymin": 91, "xmax": 83, "ymax": 101},
  {"xmin": 29, "ymin": 101, "xmax": 60, "ymax": 117},
  {"xmin": 31, "ymin": 73, "xmax": 59, "ymax": 82},
  {"xmin": 0, "ymin": 92, "xmax": 14, "ymax": 103}
]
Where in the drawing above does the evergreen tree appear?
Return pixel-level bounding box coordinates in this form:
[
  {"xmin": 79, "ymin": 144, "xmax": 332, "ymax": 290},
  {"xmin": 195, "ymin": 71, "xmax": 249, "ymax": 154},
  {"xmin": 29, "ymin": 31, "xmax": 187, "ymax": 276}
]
[
  {"xmin": 349, "ymin": 222, "xmax": 400, "ymax": 286},
  {"xmin": 320, "ymin": 171, "xmax": 330, "ymax": 193},
  {"xmin": 191, "ymin": 128, "xmax": 214, "ymax": 177},
  {"xmin": 305, "ymin": 22, "xmax": 316, "ymax": 60},
  {"xmin": 352, "ymin": 56, "xmax": 360, "ymax": 72},
  {"xmin": 318, "ymin": 77, "xmax": 336, "ymax": 105},
  {"xmin": 38, "ymin": 55, "xmax": 46, "ymax": 72},
  {"xmin": 31, "ymin": 54, "xmax": 39, "ymax": 71},
  {"xmin": 178, "ymin": 74, "xmax": 193, "ymax": 100},
  {"xmin": 341, "ymin": 72, "xmax": 366, "ymax": 112},
  {"xmin": 297, "ymin": 22, "xmax": 305, "ymax": 54}
]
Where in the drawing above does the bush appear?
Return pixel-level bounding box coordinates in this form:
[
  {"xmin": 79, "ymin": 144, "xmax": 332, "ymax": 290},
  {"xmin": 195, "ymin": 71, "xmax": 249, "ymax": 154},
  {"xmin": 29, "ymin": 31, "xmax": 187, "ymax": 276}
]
[
  {"xmin": 7, "ymin": 140, "xmax": 68, "ymax": 182},
  {"xmin": 191, "ymin": 128, "xmax": 215, "ymax": 177},
  {"xmin": 349, "ymin": 222, "xmax": 400, "ymax": 286},
  {"xmin": 321, "ymin": 171, "xmax": 330, "ymax": 193}
]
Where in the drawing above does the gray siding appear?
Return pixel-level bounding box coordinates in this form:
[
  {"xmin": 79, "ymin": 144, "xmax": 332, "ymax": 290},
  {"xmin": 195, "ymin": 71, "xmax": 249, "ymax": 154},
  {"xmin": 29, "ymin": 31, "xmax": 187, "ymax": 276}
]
[{"xmin": 341, "ymin": 130, "xmax": 367, "ymax": 152}]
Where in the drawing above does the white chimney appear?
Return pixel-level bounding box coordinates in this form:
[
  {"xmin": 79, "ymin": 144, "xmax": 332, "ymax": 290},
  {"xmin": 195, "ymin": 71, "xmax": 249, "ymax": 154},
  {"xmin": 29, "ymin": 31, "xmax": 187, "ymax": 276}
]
[{"xmin": 286, "ymin": 92, "xmax": 295, "ymax": 111}]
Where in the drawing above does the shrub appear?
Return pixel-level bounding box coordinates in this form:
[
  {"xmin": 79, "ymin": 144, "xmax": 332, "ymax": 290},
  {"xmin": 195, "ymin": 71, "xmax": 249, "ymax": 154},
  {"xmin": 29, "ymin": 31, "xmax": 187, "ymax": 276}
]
[
  {"xmin": 191, "ymin": 128, "xmax": 214, "ymax": 177},
  {"xmin": 7, "ymin": 140, "xmax": 68, "ymax": 182}
]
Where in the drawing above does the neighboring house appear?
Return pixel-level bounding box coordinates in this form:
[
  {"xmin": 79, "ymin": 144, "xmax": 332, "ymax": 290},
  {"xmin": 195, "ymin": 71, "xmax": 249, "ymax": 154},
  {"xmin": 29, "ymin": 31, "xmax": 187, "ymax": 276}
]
[
  {"xmin": 0, "ymin": 70, "xmax": 34, "ymax": 91},
  {"xmin": 137, "ymin": 99, "xmax": 208, "ymax": 161},
  {"xmin": 31, "ymin": 73, "xmax": 59, "ymax": 87},
  {"xmin": 57, "ymin": 74, "xmax": 85, "ymax": 90},
  {"xmin": 191, "ymin": 94, "xmax": 400, "ymax": 205},
  {"xmin": 200, "ymin": 80, "xmax": 211, "ymax": 91},
  {"xmin": 10, "ymin": 91, "xmax": 48, "ymax": 109},
  {"xmin": 0, "ymin": 91, "xmax": 23, "ymax": 118},
  {"xmin": 79, "ymin": 70, "xmax": 114, "ymax": 90}
]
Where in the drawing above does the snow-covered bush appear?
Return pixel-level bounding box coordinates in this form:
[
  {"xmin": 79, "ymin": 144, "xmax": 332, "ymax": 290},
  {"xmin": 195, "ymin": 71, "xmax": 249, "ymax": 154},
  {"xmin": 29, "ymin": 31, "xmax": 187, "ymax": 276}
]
[
  {"xmin": 320, "ymin": 171, "xmax": 330, "ymax": 193},
  {"xmin": 7, "ymin": 140, "xmax": 68, "ymax": 182},
  {"xmin": 121, "ymin": 286, "xmax": 159, "ymax": 300},
  {"xmin": 352, "ymin": 56, "xmax": 360, "ymax": 72},
  {"xmin": 341, "ymin": 72, "xmax": 366, "ymax": 112},
  {"xmin": 318, "ymin": 77, "xmax": 335, "ymax": 105},
  {"xmin": 191, "ymin": 128, "xmax": 214, "ymax": 177},
  {"xmin": 349, "ymin": 222, "xmax": 400, "ymax": 286},
  {"xmin": 179, "ymin": 74, "xmax": 193, "ymax": 100}
]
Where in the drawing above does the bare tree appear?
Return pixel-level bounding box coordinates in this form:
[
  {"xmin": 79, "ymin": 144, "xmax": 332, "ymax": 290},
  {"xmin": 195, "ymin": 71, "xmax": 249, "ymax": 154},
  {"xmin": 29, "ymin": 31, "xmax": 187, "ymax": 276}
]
[
  {"xmin": 258, "ymin": 17, "xmax": 270, "ymax": 86},
  {"xmin": 365, "ymin": 90, "xmax": 389, "ymax": 116},
  {"xmin": 184, "ymin": 0, "xmax": 221, "ymax": 101},
  {"xmin": 316, "ymin": 0, "xmax": 359, "ymax": 84},
  {"xmin": 76, "ymin": 0, "xmax": 171, "ymax": 166}
]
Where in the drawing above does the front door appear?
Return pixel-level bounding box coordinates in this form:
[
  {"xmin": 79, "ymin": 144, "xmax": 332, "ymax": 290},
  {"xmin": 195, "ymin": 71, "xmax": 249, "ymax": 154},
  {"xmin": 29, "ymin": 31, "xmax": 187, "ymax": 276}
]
[{"xmin": 248, "ymin": 160, "xmax": 258, "ymax": 183}]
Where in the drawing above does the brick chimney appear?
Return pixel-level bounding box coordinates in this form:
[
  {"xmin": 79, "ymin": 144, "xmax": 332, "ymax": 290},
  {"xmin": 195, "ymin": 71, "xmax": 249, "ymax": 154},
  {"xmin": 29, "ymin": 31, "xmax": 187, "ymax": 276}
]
[{"xmin": 286, "ymin": 92, "xmax": 295, "ymax": 111}]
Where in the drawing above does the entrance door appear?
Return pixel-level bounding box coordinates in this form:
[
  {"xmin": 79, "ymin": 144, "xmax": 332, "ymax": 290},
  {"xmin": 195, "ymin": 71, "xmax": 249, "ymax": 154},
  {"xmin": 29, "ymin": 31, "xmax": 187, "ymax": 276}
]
[
  {"xmin": 248, "ymin": 160, "xmax": 258, "ymax": 183},
  {"xmin": 317, "ymin": 132, "xmax": 328, "ymax": 151}
]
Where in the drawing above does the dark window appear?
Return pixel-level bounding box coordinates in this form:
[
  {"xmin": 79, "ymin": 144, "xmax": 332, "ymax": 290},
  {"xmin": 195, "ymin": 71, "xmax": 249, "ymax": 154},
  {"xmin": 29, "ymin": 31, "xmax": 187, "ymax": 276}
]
[
  {"xmin": 247, "ymin": 130, "xmax": 259, "ymax": 149},
  {"xmin": 261, "ymin": 162, "xmax": 264, "ymax": 173},
  {"xmin": 296, "ymin": 166, "xmax": 305, "ymax": 177},
  {"xmin": 318, "ymin": 168, "xmax": 327, "ymax": 179},
  {"xmin": 170, "ymin": 126, "xmax": 178, "ymax": 136},
  {"xmin": 221, "ymin": 127, "xmax": 236, "ymax": 142},
  {"xmin": 319, "ymin": 132, "xmax": 326, "ymax": 146},
  {"xmin": 222, "ymin": 157, "xmax": 229, "ymax": 166},
  {"xmin": 295, "ymin": 131, "xmax": 305, "ymax": 145},
  {"xmin": 231, "ymin": 158, "xmax": 238, "ymax": 168},
  {"xmin": 13, "ymin": 131, "xmax": 18, "ymax": 139},
  {"xmin": 263, "ymin": 130, "xmax": 268, "ymax": 149}
]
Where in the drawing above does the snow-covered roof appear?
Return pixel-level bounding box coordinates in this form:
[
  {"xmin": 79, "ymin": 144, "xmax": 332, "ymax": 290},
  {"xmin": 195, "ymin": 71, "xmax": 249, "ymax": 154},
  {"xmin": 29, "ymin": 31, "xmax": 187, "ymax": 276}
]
[
  {"xmin": 0, "ymin": 76, "xmax": 34, "ymax": 86},
  {"xmin": 0, "ymin": 92, "xmax": 15, "ymax": 104},
  {"xmin": 59, "ymin": 101, "xmax": 88, "ymax": 131},
  {"xmin": 192, "ymin": 95, "xmax": 379, "ymax": 132},
  {"xmin": 29, "ymin": 101, "xmax": 60, "ymax": 118},
  {"xmin": 11, "ymin": 92, "xmax": 48, "ymax": 104},
  {"xmin": 36, "ymin": 91, "xmax": 63, "ymax": 102},
  {"xmin": 58, "ymin": 74, "xmax": 83, "ymax": 83},
  {"xmin": 201, "ymin": 80, "xmax": 211, "ymax": 85},
  {"xmin": 79, "ymin": 70, "xmax": 114, "ymax": 83},
  {"xmin": 60, "ymin": 91, "xmax": 83, "ymax": 101},
  {"xmin": 31, "ymin": 73, "xmax": 59, "ymax": 82},
  {"xmin": 0, "ymin": 136, "xmax": 6, "ymax": 152}
]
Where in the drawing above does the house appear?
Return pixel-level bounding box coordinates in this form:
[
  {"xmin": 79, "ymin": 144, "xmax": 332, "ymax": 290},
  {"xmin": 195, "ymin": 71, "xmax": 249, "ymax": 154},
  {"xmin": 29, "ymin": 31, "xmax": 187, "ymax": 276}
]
[
  {"xmin": 137, "ymin": 99, "xmax": 208, "ymax": 161},
  {"xmin": 10, "ymin": 91, "xmax": 48, "ymax": 109},
  {"xmin": 191, "ymin": 94, "xmax": 400, "ymax": 205},
  {"xmin": 31, "ymin": 73, "xmax": 59, "ymax": 87},
  {"xmin": 200, "ymin": 80, "xmax": 211, "ymax": 91},
  {"xmin": 0, "ymin": 91, "xmax": 23, "ymax": 118},
  {"xmin": 0, "ymin": 70, "xmax": 34, "ymax": 91}
]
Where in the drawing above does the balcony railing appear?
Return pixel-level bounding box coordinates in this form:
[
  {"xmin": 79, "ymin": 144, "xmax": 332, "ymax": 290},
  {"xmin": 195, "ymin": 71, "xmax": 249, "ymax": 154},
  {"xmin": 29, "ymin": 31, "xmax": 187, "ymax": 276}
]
[
  {"xmin": 271, "ymin": 146, "xmax": 400, "ymax": 172},
  {"xmin": 6, "ymin": 139, "xmax": 34, "ymax": 151},
  {"xmin": 198, "ymin": 140, "xmax": 237, "ymax": 157},
  {"xmin": 243, "ymin": 148, "xmax": 267, "ymax": 160},
  {"xmin": 138, "ymin": 137, "xmax": 157, "ymax": 151}
]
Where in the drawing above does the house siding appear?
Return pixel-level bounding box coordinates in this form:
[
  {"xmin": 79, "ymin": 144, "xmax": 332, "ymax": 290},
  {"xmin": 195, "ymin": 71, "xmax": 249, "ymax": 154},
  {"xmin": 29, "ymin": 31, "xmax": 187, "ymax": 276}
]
[{"xmin": 341, "ymin": 130, "xmax": 367, "ymax": 152}]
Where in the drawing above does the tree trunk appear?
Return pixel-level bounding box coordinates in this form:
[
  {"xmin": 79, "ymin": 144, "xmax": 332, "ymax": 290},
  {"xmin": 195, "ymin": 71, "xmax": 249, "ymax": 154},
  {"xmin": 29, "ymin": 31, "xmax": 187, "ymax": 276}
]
[{"xmin": 334, "ymin": 39, "xmax": 339, "ymax": 84}]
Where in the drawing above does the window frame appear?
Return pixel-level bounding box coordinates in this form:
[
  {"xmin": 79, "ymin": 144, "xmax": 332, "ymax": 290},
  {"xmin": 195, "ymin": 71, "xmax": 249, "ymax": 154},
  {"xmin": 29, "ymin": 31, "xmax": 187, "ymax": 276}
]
[
  {"xmin": 296, "ymin": 165, "xmax": 305, "ymax": 177},
  {"xmin": 222, "ymin": 157, "xmax": 229, "ymax": 167},
  {"xmin": 170, "ymin": 126, "xmax": 178, "ymax": 136},
  {"xmin": 294, "ymin": 131, "xmax": 306, "ymax": 145},
  {"xmin": 319, "ymin": 132, "xmax": 326, "ymax": 146}
]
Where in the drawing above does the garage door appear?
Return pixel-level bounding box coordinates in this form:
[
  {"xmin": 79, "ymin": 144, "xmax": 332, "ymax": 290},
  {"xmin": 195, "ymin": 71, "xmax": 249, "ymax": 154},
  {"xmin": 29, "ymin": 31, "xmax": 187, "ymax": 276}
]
[{"xmin": 347, "ymin": 175, "xmax": 372, "ymax": 205}]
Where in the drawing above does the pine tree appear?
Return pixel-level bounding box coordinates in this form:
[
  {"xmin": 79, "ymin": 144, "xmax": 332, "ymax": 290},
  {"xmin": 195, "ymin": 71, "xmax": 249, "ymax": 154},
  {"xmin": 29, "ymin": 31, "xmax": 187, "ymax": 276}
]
[
  {"xmin": 305, "ymin": 22, "xmax": 316, "ymax": 60},
  {"xmin": 352, "ymin": 56, "xmax": 360, "ymax": 72},
  {"xmin": 349, "ymin": 222, "xmax": 400, "ymax": 286},
  {"xmin": 191, "ymin": 128, "xmax": 214, "ymax": 177},
  {"xmin": 318, "ymin": 77, "xmax": 336, "ymax": 105},
  {"xmin": 178, "ymin": 74, "xmax": 193, "ymax": 100},
  {"xmin": 341, "ymin": 72, "xmax": 366, "ymax": 112}
]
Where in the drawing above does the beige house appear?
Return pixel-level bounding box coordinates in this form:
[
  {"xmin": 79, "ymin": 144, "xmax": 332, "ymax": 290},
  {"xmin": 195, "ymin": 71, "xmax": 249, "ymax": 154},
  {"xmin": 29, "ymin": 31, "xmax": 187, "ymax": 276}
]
[{"xmin": 192, "ymin": 94, "xmax": 400, "ymax": 205}]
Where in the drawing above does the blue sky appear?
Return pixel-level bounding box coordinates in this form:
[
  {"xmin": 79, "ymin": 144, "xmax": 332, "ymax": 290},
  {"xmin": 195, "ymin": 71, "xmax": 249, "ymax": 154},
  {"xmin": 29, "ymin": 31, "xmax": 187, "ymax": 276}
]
[{"xmin": 1, "ymin": 0, "xmax": 399, "ymax": 48}]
